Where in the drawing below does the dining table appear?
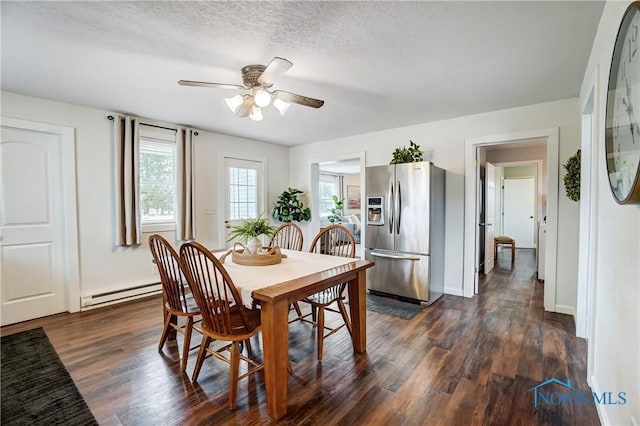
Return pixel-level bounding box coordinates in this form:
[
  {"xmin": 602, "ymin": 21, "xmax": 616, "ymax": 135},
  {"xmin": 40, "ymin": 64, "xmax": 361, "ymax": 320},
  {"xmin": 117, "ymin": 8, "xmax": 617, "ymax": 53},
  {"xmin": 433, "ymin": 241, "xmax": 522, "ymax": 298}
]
[{"xmin": 214, "ymin": 249, "xmax": 374, "ymax": 420}]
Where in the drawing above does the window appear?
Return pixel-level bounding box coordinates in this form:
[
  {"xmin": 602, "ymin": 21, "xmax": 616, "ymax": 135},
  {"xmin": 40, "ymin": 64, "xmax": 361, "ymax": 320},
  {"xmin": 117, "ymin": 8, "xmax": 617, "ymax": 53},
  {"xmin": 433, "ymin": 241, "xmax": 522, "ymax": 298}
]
[
  {"xmin": 228, "ymin": 166, "xmax": 258, "ymax": 220},
  {"xmin": 319, "ymin": 173, "xmax": 339, "ymax": 218},
  {"xmin": 140, "ymin": 136, "xmax": 176, "ymax": 225}
]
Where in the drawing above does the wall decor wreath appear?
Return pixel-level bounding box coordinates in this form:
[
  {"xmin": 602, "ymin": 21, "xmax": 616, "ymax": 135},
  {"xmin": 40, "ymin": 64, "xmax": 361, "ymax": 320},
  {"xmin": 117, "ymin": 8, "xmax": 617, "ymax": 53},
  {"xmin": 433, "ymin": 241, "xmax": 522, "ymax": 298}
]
[{"xmin": 563, "ymin": 149, "xmax": 581, "ymax": 202}]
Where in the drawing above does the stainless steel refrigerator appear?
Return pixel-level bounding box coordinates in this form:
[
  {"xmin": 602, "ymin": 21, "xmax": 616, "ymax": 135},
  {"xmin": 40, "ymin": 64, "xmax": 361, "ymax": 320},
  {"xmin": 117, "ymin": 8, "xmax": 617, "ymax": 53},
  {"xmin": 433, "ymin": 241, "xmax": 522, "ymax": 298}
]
[{"xmin": 364, "ymin": 161, "xmax": 445, "ymax": 304}]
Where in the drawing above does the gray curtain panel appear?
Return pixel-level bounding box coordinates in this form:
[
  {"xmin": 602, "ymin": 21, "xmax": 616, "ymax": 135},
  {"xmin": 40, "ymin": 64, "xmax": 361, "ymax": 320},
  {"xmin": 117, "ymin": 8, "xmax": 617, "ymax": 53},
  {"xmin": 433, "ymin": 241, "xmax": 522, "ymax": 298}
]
[
  {"xmin": 113, "ymin": 115, "xmax": 141, "ymax": 246},
  {"xmin": 176, "ymin": 128, "xmax": 196, "ymax": 241}
]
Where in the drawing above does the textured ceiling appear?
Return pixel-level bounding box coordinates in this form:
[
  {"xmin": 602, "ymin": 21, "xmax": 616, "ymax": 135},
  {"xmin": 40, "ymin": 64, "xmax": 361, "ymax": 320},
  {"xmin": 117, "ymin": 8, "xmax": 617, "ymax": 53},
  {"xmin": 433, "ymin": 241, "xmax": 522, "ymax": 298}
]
[{"xmin": 1, "ymin": 1, "xmax": 604, "ymax": 146}]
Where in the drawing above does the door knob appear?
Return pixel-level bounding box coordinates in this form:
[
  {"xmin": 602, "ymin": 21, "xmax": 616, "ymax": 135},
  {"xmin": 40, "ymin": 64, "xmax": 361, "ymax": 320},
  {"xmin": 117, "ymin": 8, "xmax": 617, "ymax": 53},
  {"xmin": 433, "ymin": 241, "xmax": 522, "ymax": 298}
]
[
  {"xmin": 225, "ymin": 223, "xmax": 231, "ymax": 229},
  {"xmin": 529, "ymin": 216, "xmax": 534, "ymax": 219}
]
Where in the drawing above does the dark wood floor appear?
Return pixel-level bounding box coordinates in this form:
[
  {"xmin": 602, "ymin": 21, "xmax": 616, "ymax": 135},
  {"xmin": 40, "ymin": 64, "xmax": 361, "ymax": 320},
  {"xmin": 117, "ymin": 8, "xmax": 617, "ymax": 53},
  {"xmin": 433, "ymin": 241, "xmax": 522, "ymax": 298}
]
[{"xmin": 1, "ymin": 249, "xmax": 600, "ymax": 425}]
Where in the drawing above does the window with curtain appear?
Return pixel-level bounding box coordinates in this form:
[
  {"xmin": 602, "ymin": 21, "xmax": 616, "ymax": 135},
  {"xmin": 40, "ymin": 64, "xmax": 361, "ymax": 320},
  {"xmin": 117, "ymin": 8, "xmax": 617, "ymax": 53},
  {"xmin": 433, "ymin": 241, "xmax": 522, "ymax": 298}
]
[
  {"xmin": 319, "ymin": 173, "xmax": 339, "ymax": 218},
  {"xmin": 113, "ymin": 116, "xmax": 195, "ymax": 246}
]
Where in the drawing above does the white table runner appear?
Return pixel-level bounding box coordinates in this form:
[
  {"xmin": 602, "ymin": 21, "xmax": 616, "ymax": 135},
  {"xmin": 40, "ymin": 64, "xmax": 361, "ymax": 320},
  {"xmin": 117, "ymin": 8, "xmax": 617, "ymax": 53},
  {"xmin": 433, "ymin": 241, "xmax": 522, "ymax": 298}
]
[{"xmin": 213, "ymin": 249, "xmax": 355, "ymax": 308}]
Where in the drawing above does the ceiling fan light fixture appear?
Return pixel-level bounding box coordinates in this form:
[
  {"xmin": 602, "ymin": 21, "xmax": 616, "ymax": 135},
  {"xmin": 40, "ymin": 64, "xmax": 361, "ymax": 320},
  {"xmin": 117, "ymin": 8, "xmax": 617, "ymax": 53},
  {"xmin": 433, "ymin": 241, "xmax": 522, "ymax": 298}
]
[
  {"xmin": 179, "ymin": 57, "xmax": 324, "ymax": 121},
  {"xmin": 249, "ymin": 105, "xmax": 263, "ymax": 121},
  {"xmin": 273, "ymin": 98, "xmax": 290, "ymax": 116},
  {"xmin": 225, "ymin": 94, "xmax": 244, "ymax": 112},
  {"xmin": 254, "ymin": 89, "xmax": 272, "ymax": 107}
]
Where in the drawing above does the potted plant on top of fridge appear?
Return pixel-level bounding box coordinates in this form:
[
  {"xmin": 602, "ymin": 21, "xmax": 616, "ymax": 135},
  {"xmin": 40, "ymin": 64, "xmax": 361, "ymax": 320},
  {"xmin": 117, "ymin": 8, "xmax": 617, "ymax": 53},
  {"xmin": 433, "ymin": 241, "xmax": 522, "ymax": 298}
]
[
  {"xmin": 227, "ymin": 215, "xmax": 278, "ymax": 254},
  {"xmin": 390, "ymin": 140, "xmax": 423, "ymax": 164}
]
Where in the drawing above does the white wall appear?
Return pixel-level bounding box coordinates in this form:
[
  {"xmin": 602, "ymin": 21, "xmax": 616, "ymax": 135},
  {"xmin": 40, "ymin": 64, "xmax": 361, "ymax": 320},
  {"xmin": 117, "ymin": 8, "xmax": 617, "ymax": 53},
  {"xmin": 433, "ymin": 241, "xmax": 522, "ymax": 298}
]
[
  {"xmin": 580, "ymin": 1, "xmax": 640, "ymax": 424},
  {"xmin": 196, "ymin": 133, "xmax": 289, "ymax": 250},
  {"xmin": 289, "ymin": 98, "xmax": 581, "ymax": 299},
  {"xmin": 1, "ymin": 91, "xmax": 289, "ymax": 300},
  {"xmin": 503, "ymin": 165, "xmax": 537, "ymax": 179}
]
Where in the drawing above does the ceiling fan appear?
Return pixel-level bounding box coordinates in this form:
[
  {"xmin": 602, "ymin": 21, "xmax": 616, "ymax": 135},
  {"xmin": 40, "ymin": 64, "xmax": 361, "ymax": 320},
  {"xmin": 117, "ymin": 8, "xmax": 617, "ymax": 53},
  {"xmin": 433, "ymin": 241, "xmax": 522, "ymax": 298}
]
[{"xmin": 178, "ymin": 57, "xmax": 324, "ymax": 121}]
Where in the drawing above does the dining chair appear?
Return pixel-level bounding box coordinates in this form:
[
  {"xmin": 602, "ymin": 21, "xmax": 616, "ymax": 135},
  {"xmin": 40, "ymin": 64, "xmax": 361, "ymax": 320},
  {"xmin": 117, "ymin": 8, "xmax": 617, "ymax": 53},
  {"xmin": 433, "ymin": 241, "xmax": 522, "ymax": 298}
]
[
  {"xmin": 149, "ymin": 234, "xmax": 201, "ymax": 373},
  {"xmin": 269, "ymin": 223, "xmax": 303, "ymax": 251},
  {"xmin": 299, "ymin": 224, "xmax": 356, "ymax": 361},
  {"xmin": 269, "ymin": 223, "xmax": 305, "ymax": 319},
  {"xmin": 179, "ymin": 241, "xmax": 263, "ymax": 410}
]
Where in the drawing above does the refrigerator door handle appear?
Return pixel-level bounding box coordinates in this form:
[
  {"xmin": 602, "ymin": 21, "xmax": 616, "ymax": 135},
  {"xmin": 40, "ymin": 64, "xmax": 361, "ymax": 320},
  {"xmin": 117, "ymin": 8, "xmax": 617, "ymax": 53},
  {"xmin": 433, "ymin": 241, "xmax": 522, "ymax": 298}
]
[
  {"xmin": 370, "ymin": 251, "xmax": 421, "ymax": 261},
  {"xmin": 396, "ymin": 181, "xmax": 402, "ymax": 234},
  {"xmin": 388, "ymin": 180, "xmax": 394, "ymax": 234},
  {"xmin": 393, "ymin": 180, "xmax": 399, "ymax": 234}
]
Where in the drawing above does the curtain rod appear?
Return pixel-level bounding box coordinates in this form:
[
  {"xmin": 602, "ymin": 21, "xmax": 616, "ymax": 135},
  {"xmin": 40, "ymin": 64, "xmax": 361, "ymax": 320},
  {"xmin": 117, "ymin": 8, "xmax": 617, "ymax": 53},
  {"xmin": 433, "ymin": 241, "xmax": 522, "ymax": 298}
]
[{"xmin": 107, "ymin": 115, "xmax": 199, "ymax": 136}]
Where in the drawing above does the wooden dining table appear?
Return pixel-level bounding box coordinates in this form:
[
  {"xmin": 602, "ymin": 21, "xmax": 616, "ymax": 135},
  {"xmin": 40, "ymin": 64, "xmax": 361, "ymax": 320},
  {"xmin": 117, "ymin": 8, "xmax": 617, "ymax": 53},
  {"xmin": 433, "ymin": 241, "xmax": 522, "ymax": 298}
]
[{"xmin": 214, "ymin": 249, "xmax": 374, "ymax": 420}]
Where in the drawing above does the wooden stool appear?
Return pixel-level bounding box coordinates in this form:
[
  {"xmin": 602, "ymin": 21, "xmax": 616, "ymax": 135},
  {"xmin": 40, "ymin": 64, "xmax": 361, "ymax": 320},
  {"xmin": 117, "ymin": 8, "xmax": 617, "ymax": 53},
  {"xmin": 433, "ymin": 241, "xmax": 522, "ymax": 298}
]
[{"xmin": 494, "ymin": 235, "xmax": 515, "ymax": 264}]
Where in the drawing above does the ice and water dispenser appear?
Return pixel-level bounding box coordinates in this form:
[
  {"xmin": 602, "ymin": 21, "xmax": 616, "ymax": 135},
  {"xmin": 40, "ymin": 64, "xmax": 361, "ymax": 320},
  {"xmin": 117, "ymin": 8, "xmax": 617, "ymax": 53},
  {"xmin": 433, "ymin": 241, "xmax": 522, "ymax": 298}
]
[{"xmin": 366, "ymin": 196, "xmax": 384, "ymax": 225}]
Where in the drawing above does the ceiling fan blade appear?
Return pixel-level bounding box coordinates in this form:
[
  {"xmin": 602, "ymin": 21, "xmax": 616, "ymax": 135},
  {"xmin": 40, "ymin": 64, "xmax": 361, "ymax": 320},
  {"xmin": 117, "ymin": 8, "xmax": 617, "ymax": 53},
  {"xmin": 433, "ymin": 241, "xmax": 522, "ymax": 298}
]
[
  {"xmin": 236, "ymin": 96, "xmax": 254, "ymax": 117},
  {"xmin": 177, "ymin": 80, "xmax": 244, "ymax": 90},
  {"xmin": 258, "ymin": 57, "xmax": 293, "ymax": 85},
  {"xmin": 273, "ymin": 90, "xmax": 325, "ymax": 108}
]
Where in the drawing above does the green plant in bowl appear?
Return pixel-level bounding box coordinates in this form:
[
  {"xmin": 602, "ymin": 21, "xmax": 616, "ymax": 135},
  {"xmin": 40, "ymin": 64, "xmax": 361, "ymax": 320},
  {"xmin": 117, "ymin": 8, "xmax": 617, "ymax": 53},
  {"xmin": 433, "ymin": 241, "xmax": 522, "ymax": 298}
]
[{"xmin": 227, "ymin": 216, "xmax": 278, "ymax": 253}]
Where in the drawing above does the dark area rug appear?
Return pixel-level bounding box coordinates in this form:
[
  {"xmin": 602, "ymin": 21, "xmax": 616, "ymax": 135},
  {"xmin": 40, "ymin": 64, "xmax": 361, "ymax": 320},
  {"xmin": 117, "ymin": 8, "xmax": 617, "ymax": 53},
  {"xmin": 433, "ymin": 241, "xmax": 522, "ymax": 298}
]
[
  {"xmin": 366, "ymin": 294, "xmax": 425, "ymax": 320},
  {"xmin": 1, "ymin": 327, "xmax": 97, "ymax": 426}
]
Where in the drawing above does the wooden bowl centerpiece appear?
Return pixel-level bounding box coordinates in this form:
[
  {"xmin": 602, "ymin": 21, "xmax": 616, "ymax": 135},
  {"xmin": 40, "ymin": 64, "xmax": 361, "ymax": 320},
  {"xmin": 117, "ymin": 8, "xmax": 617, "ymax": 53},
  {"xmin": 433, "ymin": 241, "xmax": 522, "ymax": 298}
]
[{"xmin": 220, "ymin": 242, "xmax": 287, "ymax": 266}]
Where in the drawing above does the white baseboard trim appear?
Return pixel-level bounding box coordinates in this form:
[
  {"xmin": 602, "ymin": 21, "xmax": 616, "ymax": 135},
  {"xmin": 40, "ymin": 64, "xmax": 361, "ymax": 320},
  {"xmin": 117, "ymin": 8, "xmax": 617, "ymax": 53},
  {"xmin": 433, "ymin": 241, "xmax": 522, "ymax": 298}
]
[
  {"xmin": 590, "ymin": 375, "xmax": 611, "ymax": 426},
  {"xmin": 81, "ymin": 282, "xmax": 162, "ymax": 310},
  {"xmin": 444, "ymin": 286, "xmax": 464, "ymax": 297},
  {"xmin": 554, "ymin": 304, "xmax": 575, "ymax": 317}
]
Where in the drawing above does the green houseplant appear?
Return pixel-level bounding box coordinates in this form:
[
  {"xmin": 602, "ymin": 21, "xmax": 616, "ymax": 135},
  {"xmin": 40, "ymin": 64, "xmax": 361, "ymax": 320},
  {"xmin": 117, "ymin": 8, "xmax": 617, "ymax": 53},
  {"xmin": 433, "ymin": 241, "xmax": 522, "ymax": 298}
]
[
  {"xmin": 227, "ymin": 215, "xmax": 278, "ymax": 253},
  {"xmin": 327, "ymin": 195, "xmax": 344, "ymax": 223},
  {"xmin": 563, "ymin": 150, "xmax": 581, "ymax": 202},
  {"xmin": 390, "ymin": 140, "xmax": 424, "ymax": 164},
  {"xmin": 272, "ymin": 187, "xmax": 312, "ymax": 223}
]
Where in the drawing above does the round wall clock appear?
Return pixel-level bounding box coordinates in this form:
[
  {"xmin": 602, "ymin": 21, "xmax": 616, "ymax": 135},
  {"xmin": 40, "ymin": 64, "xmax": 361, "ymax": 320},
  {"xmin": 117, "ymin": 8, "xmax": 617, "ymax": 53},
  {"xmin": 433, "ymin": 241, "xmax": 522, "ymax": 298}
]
[{"xmin": 605, "ymin": 2, "xmax": 640, "ymax": 204}]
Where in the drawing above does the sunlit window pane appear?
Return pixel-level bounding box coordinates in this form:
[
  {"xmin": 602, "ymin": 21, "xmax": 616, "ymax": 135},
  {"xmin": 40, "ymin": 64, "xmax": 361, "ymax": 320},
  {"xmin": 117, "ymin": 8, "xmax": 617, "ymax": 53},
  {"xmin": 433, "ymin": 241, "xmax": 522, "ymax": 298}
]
[
  {"xmin": 140, "ymin": 139, "xmax": 176, "ymax": 223},
  {"xmin": 319, "ymin": 174, "xmax": 339, "ymax": 217},
  {"xmin": 229, "ymin": 166, "xmax": 258, "ymax": 220}
]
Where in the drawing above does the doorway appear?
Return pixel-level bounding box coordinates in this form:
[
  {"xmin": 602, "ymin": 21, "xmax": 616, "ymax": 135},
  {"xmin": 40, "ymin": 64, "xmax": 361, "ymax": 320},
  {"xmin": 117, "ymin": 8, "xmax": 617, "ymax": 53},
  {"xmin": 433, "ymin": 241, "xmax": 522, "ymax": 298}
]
[
  {"xmin": 309, "ymin": 153, "xmax": 365, "ymax": 256},
  {"xmin": 464, "ymin": 129, "xmax": 559, "ymax": 312},
  {"xmin": 577, "ymin": 85, "xmax": 597, "ymax": 348},
  {"xmin": 1, "ymin": 117, "xmax": 80, "ymax": 325}
]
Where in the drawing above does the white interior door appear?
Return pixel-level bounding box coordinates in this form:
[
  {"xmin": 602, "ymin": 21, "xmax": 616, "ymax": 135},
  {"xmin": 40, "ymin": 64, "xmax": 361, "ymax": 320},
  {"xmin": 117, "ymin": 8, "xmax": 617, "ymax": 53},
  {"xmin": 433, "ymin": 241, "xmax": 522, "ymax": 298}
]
[
  {"xmin": 503, "ymin": 177, "xmax": 536, "ymax": 248},
  {"xmin": 1, "ymin": 127, "xmax": 67, "ymax": 325},
  {"xmin": 484, "ymin": 162, "xmax": 496, "ymax": 273},
  {"xmin": 223, "ymin": 157, "xmax": 264, "ymax": 247}
]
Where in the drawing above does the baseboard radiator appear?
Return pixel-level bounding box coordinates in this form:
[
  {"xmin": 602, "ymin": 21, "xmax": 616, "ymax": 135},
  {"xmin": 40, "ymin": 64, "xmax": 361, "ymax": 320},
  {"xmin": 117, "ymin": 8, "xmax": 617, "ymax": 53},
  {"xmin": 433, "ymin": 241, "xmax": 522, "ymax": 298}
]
[{"xmin": 81, "ymin": 282, "xmax": 162, "ymax": 310}]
